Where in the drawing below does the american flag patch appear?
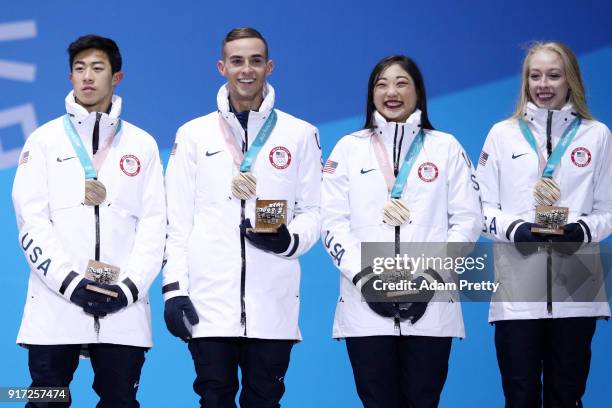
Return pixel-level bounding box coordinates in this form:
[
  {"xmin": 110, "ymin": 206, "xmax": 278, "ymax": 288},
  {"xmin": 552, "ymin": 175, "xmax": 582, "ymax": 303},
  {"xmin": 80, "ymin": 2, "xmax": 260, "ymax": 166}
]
[
  {"xmin": 170, "ymin": 143, "xmax": 178, "ymax": 156},
  {"xmin": 19, "ymin": 150, "xmax": 29, "ymax": 165},
  {"xmin": 478, "ymin": 151, "xmax": 489, "ymax": 166},
  {"xmin": 323, "ymin": 160, "xmax": 338, "ymax": 174}
]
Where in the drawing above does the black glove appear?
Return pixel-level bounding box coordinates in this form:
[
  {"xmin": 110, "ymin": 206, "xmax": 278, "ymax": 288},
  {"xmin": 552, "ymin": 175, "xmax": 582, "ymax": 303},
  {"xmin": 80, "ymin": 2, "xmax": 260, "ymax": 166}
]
[
  {"xmin": 359, "ymin": 268, "xmax": 435, "ymax": 321},
  {"xmin": 397, "ymin": 302, "xmax": 428, "ymax": 323},
  {"xmin": 395, "ymin": 270, "xmax": 438, "ymax": 323},
  {"xmin": 241, "ymin": 218, "xmax": 293, "ymax": 254},
  {"xmin": 164, "ymin": 296, "xmax": 199, "ymax": 341},
  {"xmin": 513, "ymin": 222, "xmax": 548, "ymax": 256},
  {"xmin": 550, "ymin": 223, "xmax": 585, "ymax": 256},
  {"xmin": 70, "ymin": 278, "xmax": 126, "ymax": 317},
  {"xmin": 513, "ymin": 222, "xmax": 548, "ymax": 243},
  {"xmin": 553, "ymin": 223, "xmax": 585, "ymax": 242},
  {"xmin": 356, "ymin": 268, "xmax": 398, "ymax": 318},
  {"xmin": 88, "ymin": 283, "xmax": 128, "ymax": 314}
]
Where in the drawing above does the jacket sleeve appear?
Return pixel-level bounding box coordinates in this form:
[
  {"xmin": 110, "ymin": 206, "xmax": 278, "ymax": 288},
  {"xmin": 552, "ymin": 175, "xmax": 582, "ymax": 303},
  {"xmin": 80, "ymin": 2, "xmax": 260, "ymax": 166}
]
[
  {"xmin": 576, "ymin": 125, "xmax": 612, "ymax": 242},
  {"xmin": 117, "ymin": 139, "xmax": 166, "ymax": 305},
  {"xmin": 320, "ymin": 137, "xmax": 364, "ymax": 285},
  {"xmin": 278, "ymin": 125, "xmax": 322, "ymax": 259},
  {"xmin": 12, "ymin": 133, "xmax": 82, "ymax": 301},
  {"xmin": 162, "ymin": 128, "xmax": 196, "ymax": 300},
  {"xmin": 446, "ymin": 141, "xmax": 483, "ymax": 242},
  {"xmin": 476, "ymin": 126, "xmax": 527, "ymax": 242}
]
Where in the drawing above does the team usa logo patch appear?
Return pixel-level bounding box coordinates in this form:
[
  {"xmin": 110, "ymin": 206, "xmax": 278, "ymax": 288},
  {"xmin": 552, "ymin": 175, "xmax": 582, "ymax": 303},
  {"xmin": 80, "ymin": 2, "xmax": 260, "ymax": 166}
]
[
  {"xmin": 570, "ymin": 147, "xmax": 591, "ymax": 167},
  {"xmin": 418, "ymin": 162, "xmax": 439, "ymax": 182},
  {"xmin": 269, "ymin": 146, "xmax": 292, "ymax": 169},
  {"xmin": 120, "ymin": 154, "xmax": 141, "ymax": 176}
]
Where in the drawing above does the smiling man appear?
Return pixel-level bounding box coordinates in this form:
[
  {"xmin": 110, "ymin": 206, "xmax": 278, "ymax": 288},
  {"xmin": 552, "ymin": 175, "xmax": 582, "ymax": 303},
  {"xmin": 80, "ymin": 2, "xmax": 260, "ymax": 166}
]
[
  {"xmin": 12, "ymin": 34, "xmax": 166, "ymax": 407},
  {"xmin": 162, "ymin": 27, "xmax": 321, "ymax": 407}
]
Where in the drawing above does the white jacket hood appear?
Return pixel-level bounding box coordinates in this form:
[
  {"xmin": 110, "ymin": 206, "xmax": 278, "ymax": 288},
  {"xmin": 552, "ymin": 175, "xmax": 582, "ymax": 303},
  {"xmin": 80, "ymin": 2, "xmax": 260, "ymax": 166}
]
[
  {"xmin": 216, "ymin": 82, "xmax": 275, "ymax": 116},
  {"xmin": 64, "ymin": 91, "xmax": 122, "ymax": 149}
]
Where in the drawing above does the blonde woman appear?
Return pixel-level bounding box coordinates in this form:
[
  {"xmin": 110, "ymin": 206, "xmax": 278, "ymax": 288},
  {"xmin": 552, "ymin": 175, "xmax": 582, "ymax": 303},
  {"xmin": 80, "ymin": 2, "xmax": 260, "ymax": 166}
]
[{"xmin": 476, "ymin": 42, "xmax": 611, "ymax": 407}]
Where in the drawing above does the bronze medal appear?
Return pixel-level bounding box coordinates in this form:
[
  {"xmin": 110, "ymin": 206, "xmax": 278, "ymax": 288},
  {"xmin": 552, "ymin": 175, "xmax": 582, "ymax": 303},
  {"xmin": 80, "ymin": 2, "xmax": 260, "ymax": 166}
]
[
  {"xmin": 231, "ymin": 172, "xmax": 257, "ymax": 200},
  {"xmin": 533, "ymin": 177, "xmax": 561, "ymax": 206},
  {"xmin": 84, "ymin": 179, "xmax": 107, "ymax": 206},
  {"xmin": 382, "ymin": 198, "xmax": 410, "ymax": 226}
]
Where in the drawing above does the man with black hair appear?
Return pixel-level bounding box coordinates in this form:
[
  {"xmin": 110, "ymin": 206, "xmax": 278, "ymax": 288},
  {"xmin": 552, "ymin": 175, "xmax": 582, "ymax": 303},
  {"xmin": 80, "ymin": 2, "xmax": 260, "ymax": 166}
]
[
  {"xmin": 12, "ymin": 34, "xmax": 165, "ymax": 407},
  {"xmin": 163, "ymin": 27, "xmax": 321, "ymax": 407}
]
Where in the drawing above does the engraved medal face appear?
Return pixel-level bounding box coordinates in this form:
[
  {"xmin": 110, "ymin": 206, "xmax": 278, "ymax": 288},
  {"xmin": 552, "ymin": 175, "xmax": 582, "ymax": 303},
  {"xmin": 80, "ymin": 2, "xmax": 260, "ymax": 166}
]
[
  {"xmin": 84, "ymin": 259, "xmax": 120, "ymax": 298},
  {"xmin": 533, "ymin": 177, "xmax": 561, "ymax": 206},
  {"xmin": 533, "ymin": 205, "xmax": 569, "ymax": 235},
  {"xmin": 382, "ymin": 198, "xmax": 410, "ymax": 226},
  {"xmin": 84, "ymin": 179, "xmax": 107, "ymax": 206},
  {"xmin": 252, "ymin": 199, "xmax": 288, "ymax": 233},
  {"xmin": 85, "ymin": 259, "xmax": 120, "ymax": 284},
  {"xmin": 231, "ymin": 172, "xmax": 257, "ymax": 200}
]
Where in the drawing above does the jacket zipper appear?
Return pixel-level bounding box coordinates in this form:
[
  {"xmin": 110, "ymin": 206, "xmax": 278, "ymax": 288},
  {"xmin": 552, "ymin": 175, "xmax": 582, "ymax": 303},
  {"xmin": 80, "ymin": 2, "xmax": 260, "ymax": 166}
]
[
  {"xmin": 546, "ymin": 110, "xmax": 553, "ymax": 157},
  {"xmin": 93, "ymin": 112, "xmax": 102, "ymax": 334},
  {"xmin": 240, "ymin": 129, "xmax": 248, "ymax": 335},
  {"xmin": 392, "ymin": 124, "xmax": 403, "ymax": 333},
  {"xmin": 394, "ymin": 225, "xmax": 401, "ymax": 333},
  {"xmin": 546, "ymin": 111, "xmax": 553, "ymax": 315}
]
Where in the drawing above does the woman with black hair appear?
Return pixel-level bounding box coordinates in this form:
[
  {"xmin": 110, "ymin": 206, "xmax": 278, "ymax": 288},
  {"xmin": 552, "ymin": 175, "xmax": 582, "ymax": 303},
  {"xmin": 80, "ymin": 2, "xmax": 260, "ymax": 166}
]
[{"xmin": 321, "ymin": 55, "xmax": 481, "ymax": 407}]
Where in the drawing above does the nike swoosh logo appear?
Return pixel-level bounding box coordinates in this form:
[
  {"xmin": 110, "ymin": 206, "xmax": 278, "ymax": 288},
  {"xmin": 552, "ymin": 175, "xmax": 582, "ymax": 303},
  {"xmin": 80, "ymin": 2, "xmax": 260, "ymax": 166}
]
[
  {"xmin": 360, "ymin": 168, "xmax": 376, "ymax": 174},
  {"xmin": 205, "ymin": 150, "xmax": 222, "ymax": 157},
  {"xmin": 56, "ymin": 156, "xmax": 76, "ymax": 162},
  {"xmin": 512, "ymin": 153, "xmax": 528, "ymax": 159}
]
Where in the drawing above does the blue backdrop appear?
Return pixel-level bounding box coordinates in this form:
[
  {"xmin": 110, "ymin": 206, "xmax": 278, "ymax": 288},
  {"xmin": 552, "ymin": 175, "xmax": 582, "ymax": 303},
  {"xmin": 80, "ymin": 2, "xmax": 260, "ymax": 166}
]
[{"xmin": 1, "ymin": 1, "xmax": 611, "ymax": 406}]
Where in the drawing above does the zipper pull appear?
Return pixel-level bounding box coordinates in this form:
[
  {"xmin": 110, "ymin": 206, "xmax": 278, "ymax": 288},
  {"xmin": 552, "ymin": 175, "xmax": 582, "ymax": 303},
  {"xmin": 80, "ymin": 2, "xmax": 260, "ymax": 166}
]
[
  {"xmin": 394, "ymin": 306, "xmax": 400, "ymax": 331},
  {"xmin": 241, "ymin": 312, "xmax": 247, "ymax": 336},
  {"xmin": 94, "ymin": 316, "xmax": 100, "ymax": 334}
]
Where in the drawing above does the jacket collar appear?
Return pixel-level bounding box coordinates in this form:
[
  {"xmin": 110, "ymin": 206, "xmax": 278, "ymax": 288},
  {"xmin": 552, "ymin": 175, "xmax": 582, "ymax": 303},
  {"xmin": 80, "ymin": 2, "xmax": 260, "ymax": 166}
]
[
  {"xmin": 65, "ymin": 90, "xmax": 122, "ymax": 120},
  {"xmin": 64, "ymin": 91, "xmax": 122, "ymax": 148},
  {"xmin": 372, "ymin": 109, "xmax": 422, "ymax": 146},
  {"xmin": 217, "ymin": 83, "xmax": 274, "ymax": 117},
  {"xmin": 521, "ymin": 102, "xmax": 577, "ymax": 140},
  {"xmin": 217, "ymin": 83, "xmax": 276, "ymax": 146}
]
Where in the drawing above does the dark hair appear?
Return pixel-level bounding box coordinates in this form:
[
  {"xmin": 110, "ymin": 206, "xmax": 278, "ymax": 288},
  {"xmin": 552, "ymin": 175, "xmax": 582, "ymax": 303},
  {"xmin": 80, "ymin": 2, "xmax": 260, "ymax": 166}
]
[
  {"xmin": 221, "ymin": 27, "xmax": 268, "ymax": 59},
  {"xmin": 364, "ymin": 55, "xmax": 434, "ymax": 130},
  {"xmin": 68, "ymin": 34, "xmax": 122, "ymax": 73}
]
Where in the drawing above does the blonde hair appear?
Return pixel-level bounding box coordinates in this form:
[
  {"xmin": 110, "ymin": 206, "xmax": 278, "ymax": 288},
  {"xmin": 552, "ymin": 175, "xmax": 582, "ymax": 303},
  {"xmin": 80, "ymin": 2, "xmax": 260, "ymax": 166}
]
[{"xmin": 512, "ymin": 41, "xmax": 593, "ymax": 120}]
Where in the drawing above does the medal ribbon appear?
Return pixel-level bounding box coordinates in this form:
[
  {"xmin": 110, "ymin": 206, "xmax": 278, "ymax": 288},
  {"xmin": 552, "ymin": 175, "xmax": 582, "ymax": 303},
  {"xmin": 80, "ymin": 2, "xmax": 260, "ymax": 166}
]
[
  {"xmin": 371, "ymin": 128, "xmax": 425, "ymax": 199},
  {"xmin": 218, "ymin": 110, "xmax": 278, "ymax": 172},
  {"xmin": 63, "ymin": 114, "xmax": 122, "ymax": 179},
  {"xmin": 518, "ymin": 117, "xmax": 581, "ymax": 179}
]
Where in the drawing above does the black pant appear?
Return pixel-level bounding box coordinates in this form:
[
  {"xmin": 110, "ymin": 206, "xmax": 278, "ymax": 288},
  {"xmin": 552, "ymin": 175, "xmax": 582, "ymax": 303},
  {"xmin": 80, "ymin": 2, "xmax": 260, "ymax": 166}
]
[
  {"xmin": 495, "ymin": 317, "xmax": 597, "ymax": 408},
  {"xmin": 27, "ymin": 343, "xmax": 146, "ymax": 408},
  {"xmin": 345, "ymin": 335, "xmax": 452, "ymax": 408},
  {"xmin": 188, "ymin": 337, "xmax": 294, "ymax": 408}
]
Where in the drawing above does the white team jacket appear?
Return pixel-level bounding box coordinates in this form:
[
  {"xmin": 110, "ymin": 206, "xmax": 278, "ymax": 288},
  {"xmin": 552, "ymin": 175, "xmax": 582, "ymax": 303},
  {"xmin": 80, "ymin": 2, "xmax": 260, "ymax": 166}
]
[
  {"xmin": 321, "ymin": 110, "xmax": 482, "ymax": 338},
  {"xmin": 163, "ymin": 84, "xmax": 321, "ymax": 340},
  {"xmin": 12, "ymin": 92, "xmax": 166, "ymax": 347},
  {"xmin": 476, "ymin": 102, "xmax": 612, "ymax": 322}
]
